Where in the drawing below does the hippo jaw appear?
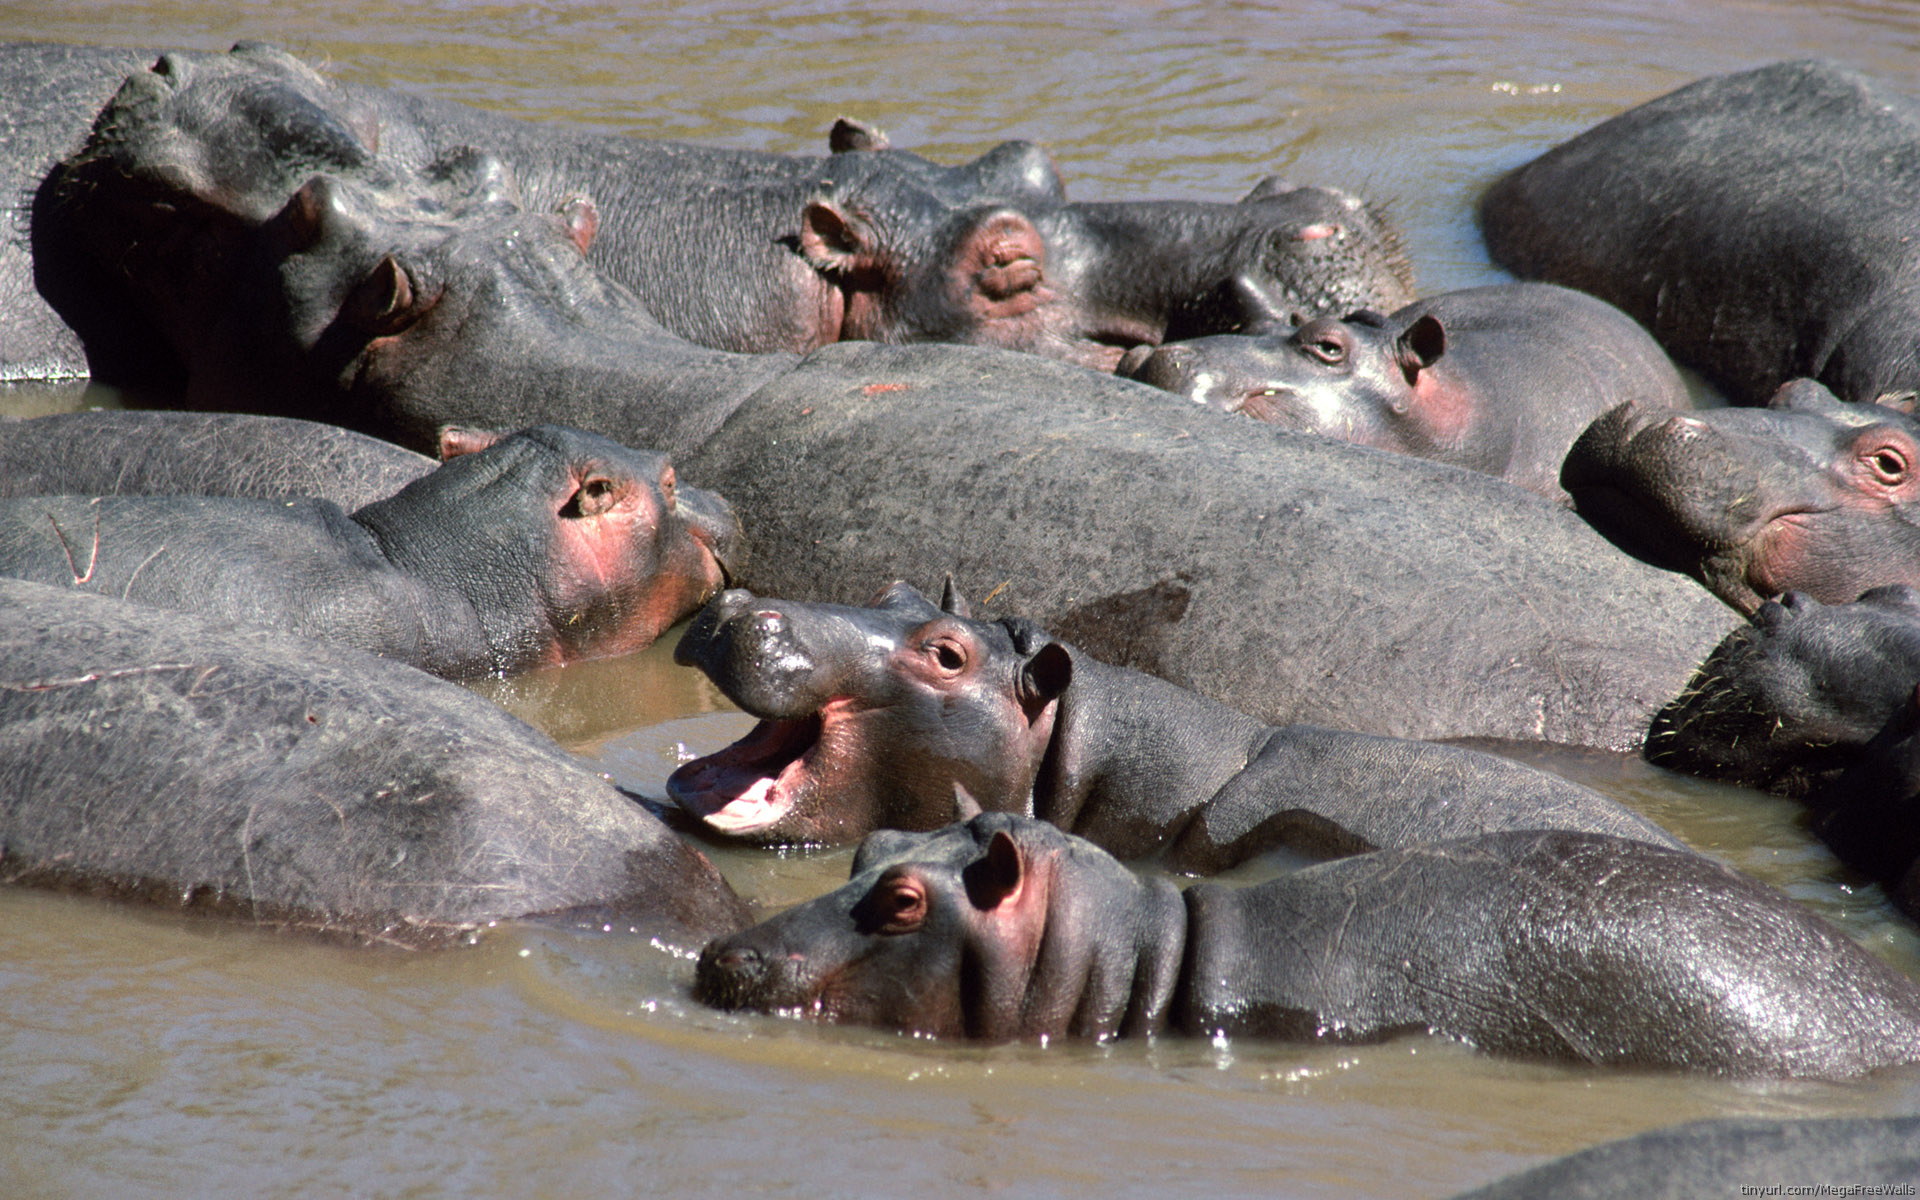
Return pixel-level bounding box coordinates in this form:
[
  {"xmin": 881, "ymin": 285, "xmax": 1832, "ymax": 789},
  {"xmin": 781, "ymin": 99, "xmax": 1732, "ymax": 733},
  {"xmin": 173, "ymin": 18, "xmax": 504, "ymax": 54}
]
[{"xmin": 667, "ymin": 714, "xmax": 826, "ymax": 838}]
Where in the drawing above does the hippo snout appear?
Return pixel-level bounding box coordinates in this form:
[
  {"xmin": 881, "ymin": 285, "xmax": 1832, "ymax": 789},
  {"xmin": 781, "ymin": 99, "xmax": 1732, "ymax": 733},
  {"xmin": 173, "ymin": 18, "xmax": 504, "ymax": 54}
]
[
  {"xmin": 694, "ymin": 936, "xmax": 812, "ymax": 1013},
  {"xmin": 677, "ymin": 484, "xmax": 748, "ymax": 584}
]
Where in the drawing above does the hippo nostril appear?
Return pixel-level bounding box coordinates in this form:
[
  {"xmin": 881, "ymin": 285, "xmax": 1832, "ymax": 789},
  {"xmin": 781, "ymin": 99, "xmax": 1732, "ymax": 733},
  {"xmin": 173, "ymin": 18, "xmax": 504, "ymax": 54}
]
[{"xmin": 711, "ymin": 945, "xmax": 762, "ymax": 972}]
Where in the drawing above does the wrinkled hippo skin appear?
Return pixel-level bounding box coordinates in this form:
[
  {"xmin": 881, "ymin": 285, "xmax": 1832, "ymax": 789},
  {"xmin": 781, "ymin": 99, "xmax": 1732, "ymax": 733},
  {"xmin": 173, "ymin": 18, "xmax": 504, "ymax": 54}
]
[
  {"xmin": 1648, "ymin": 586, "xmax": 1920, "ymax": 797},
  {"xmin": 1564, "ymin": 379, "xmax": 1920, "ymax": 611},
  {"xmin": 38, "ymin": 42, "xmax": 1744, "ymax": 748},
  {"xmin": 695, "ymin": 813, "xmax": 1920, "ymax": 1077},
  {"xmin": 0, "ymin": 579, "xmax": 749, "ymax": 945},
  {"xmin": 1121, "ymin": 282, "xmax": 1686, "ymax": 500},
  {"xmin": 0, "ymin": 410, "xmax": 433, "ymax": 509},
  {"xmin": 1481, "ymin": 59, "xmax": 1920, "ymax": 406},
  {"xmin": 0, "ymin": 424, "xmax": 738, "ymax": 679},
  {"xmin": 666, "ymin": 582, "xmax": 1682, "ymax": 866},
  {"xmin": 1448, "ymin": 1116, "xmax": 1920, "ymax": 1200}
]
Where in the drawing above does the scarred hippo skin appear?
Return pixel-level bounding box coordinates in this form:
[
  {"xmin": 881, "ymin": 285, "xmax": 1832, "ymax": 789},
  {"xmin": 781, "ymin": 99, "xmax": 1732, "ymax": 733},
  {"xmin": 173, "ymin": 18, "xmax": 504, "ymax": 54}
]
[
  {"xmin": 1121, "ymin": 282, "xmax": 1687, "ymax": 500},
  {"xmin": 1481, "ymin": 59, "xmax": 1920, "ymax": 407},
  {"xmin": 665, "ymin": 582, "xmax": 1683, "ymax": 867},
  {"xmin": 0, "ymin": 410, "xmax": 434, "ymax": 509},
  {"xmin": 1446, "ymin": 1117, "xmax": 1920, "ymax": 1200},
  {"xmin": 0, "ymin": 425, "xmax": 739, "ymax": 680},
  {"xmin": 1647, "ymin": 587, "xmax": 1920, "ymax": 798},
  {"xmin": 694, "ymin": 814, "xmax": 1920, "ymax": 1077},
  {"xmin": 38, "ymin": 43, "xmax": 1744, "ymax": 747},
  {"xmin": 0, "ymin": 579, "xmax": 750, "ymax": 946},
  {"xmin": 1563, "ymin": 379, "xmax": 1920, "ymax": 612}
]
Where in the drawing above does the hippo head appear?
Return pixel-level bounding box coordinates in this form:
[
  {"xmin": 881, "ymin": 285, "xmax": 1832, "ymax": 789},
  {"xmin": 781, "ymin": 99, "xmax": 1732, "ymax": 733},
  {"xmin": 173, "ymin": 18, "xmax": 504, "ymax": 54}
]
[
  {"xmin": 826, "ymin": 117, "xmax": 1067, "ymax": 208},
  {"xmin": 667, "ymin": 581, "xmax": 1072, "ymax": 845},
  {"xmin": 355, "ymin": 424, "xmax": 740, "ymax": 675},
  {"xmin": 693, "ymin": 812, "xmax": 1182, "ymax": 1040},
  {"xmin": 1171, "ymin": 179, "xmax": 1416, "ymax": 340},
  {"xmin": 1118, "ymin": 306, "xmax": 1482, "ymax": 458},
  {"xmin": 1563, "ymin": 380, "xmax": 1920, "ymax": 611},
  {"xmin": 1647, "ymin": 586, "xmax": 1920, "ymax": 796}
]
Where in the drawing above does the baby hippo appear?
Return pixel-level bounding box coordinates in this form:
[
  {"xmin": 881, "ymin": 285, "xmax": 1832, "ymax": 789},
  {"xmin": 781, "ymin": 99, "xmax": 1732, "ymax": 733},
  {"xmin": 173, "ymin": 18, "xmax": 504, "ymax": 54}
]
[
  {"xmin": 0, "ymin": 424, "xmax": 740, "ymax": 679},
  {"xmin": 696, "ymin": 813, "xmax": 1920, "ymax": 1077},
  {"xmin": 666, "ymin": 580, "xmax": 1680, "ymax": 869},
  {"xmin": 1119, "ymin": 282, "xmax": 1687, "ymax": 500}
]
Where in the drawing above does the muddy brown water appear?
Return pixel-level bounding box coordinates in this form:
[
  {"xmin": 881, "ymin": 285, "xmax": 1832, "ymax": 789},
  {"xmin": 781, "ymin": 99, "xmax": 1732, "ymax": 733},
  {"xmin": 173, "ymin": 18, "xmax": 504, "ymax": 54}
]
[{"xmin": 6, "ymin": 2, "xmax": 1920, "ymax": 1196}]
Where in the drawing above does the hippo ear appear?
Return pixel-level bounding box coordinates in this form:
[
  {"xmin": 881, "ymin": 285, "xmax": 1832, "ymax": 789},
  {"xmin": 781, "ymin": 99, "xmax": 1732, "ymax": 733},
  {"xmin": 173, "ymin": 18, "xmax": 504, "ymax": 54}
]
[
  {"xmin": 952, "ymin": 782, "xmax": 985, "ymax": 822},
  {"xmin": 1875, "ymin": 391, "xmax": 1920, "ymax": 416},
  {"xmin": 557, "ymin": 194, "xmax": 599, "ymax": 255},
  {"xmin": 342, "ymin": 254, "xmax": 438, "ymax": 337},
  {"xmin": 1395, "ymin": 314, "xmax": 1446, "ymax": 382},
  {"xmin": 955, "ymin": 210, "xmax": 1047, "ymax": 316},
  {"xmin": 437, "ymin": 426, "xmax": 506, "ymax": 460},
  {"xmin": 1241, "ymin": 175, "xmax": 1296, "ymax": 203},
  {"xmin": 1227, "ymin": 274, "xmax": 1299, "ymax": 335},
  {"xmin": 829, "ymin": 116, "xmax": 890, "ymax": 153},
  {"xmin": 939, "ymin": 574, "xmax": 972, "ymax": 618},
  {"xmin": 963, "ymin": 829, "xmax": 1026, "ymax": 910},
  {"xmin": 1018, "ymin": 641, "xmax": 1072, "ymax": 714},
  {"xmin": 800, "ymin": 196, "xmax": 883, "ymax": 278}
]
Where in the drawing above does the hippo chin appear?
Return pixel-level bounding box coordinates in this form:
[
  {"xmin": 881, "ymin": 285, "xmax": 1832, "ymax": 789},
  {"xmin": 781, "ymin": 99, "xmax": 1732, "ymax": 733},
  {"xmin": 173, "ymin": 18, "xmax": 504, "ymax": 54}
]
[
  {"xmin": 667, "ymin": 581, "xmax": 1682, "ymax": 868},
  {"xmin": 696, "ymin": 814, "xmax": 1920, "ymax": 1078}
]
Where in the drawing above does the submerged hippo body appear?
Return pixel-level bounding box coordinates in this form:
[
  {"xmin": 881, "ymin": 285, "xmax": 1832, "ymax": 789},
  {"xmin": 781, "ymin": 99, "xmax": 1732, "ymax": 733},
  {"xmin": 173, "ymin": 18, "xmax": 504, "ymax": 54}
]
[
  {"xmin": 1448, "ymin": 1117, "xmax": 1920, "ymax": 1200},
  {"xmin": 696, "ymin": 814, "xmax": 1920, "ymax": 1077},
  {"xmin": 1121, "ymin": 282, "xmax": 1686, "ymax": 500},
  {"xmin": 0, "ymin": 579, "xmax": 749, "ymax": 945},
  {"xmin": 1481, "ymin": 59, "xmax": 1920, "ymax": 407},
  {"xmin": 1563, "ymin": 379, "xmax": 1920, "ymax": 612},
  {"xmin": 1808, "ymin": 695, "xmax": 1920, "ymax": 924},
  {"xmin": 0, "ymin": 425, "xmax": 738, "ymax": 679},
  {"xmin": 667, "ymin": 583, "xmax": 1683, "ymax": 866},
  {"xmin": 40, "ymin": 42, "xmax": 1743, "ymax": 747},
  {"xmin": 0, "ymin": 409, "xmax": 433, "ymax": 508}
]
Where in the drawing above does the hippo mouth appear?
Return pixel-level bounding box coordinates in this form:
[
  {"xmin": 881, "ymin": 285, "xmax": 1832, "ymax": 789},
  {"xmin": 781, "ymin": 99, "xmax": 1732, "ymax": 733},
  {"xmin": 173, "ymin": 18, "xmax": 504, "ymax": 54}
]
[{"xmin": 666, "ymin": 715, "xmax": 824, "ymax": 835}]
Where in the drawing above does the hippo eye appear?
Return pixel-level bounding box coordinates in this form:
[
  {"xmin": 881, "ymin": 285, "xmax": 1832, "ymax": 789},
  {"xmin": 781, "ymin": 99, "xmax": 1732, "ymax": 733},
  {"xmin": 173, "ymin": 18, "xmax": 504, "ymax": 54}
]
[
  {"xmin": 1304, "ymin": 336, "xmax": 1346, "ymax": 365},
  {"xmin": 1865, "ymin": 443, "xmax": 1911, "ymax": 485},
  {"xmin": 928, "ymin": 637, "xmax": 968, "ymax": 673},
  {"xmin": 873, "ymin": 876, "xmax": 928, "ymax": 934}
]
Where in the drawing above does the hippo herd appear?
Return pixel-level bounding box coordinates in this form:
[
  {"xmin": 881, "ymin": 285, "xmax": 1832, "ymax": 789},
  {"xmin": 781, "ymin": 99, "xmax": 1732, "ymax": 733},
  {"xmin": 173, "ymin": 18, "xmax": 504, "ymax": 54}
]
[{"xmin": 5, "ymin": 39, "xmax": 1920, "ymax": 1189}]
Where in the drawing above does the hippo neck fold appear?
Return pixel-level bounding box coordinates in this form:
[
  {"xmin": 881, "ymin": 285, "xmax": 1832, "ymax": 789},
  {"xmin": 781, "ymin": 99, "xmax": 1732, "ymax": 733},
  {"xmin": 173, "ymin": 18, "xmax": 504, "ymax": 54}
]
[{"xmin": 1031, "ymin": 649, "xmax": 1271, "ymax": 859}]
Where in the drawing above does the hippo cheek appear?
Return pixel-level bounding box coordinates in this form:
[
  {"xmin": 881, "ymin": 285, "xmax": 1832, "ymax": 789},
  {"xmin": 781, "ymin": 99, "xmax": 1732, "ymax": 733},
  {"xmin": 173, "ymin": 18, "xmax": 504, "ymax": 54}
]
[{"xmin": 545, "ymin": 506, "xmax": 722, "ymax": 661}]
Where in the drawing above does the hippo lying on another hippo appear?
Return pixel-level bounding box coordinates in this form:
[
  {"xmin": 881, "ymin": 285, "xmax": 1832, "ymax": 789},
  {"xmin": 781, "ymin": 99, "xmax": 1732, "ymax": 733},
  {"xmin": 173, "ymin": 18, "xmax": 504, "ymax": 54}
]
[
  {"xmin": 1564, "ymin": 379, "xmax": 1920, "ymax": 612},
  {"xmin": 1481, "ymin": 59, "xmax": 1920, "ymax": 407},
  {"xmin": 0, "ymin": 579, "xmax": 749, "ymax": 946},
  {"xmin": 35, "ymin": 37, "xmax": 1747, "ymax": 750},
  {"xmin": 0, "ymin": 424, "xmax": 738, "ymax": 679},
  {"xmin": 0, "ymin": 409, "xmax": 433, "ymax": 509},
  {"xmin": 1119, "ymin": 282, "xmax": 1687, "ymax": 500},
  {"xmin": 695, "ymin": 813, "xmax": 1920, "ymax": 1077},
  {"xmin": 667, "ymin": 582, "xmax": 1681, "ymax": 869}
]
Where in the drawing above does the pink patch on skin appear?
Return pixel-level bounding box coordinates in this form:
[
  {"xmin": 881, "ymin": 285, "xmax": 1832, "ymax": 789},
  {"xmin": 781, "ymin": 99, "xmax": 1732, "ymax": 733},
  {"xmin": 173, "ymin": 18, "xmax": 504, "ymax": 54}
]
[{"xmin": 1293, "ymin": 223, "xmax": 1339, "ymax": 241}]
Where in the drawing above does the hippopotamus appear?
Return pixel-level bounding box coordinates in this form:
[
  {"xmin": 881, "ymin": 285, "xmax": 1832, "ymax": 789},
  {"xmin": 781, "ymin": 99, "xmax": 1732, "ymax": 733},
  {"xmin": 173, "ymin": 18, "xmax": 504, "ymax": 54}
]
[
  {"xmin": 667, "ymin": 582, "xmax": 1682, "ymax": 867},
  {"xmin": 1806, "ymin": 692, "xmax": 1920, "ymax": 923},
  {"xmin": 1563, "ymin": 379, "xmax": 1920, "ymax": 611},
  {"xmin": 1481, "ymin": 59, "xmax": 1920, "ymax": 407},
  {"xmin": 803, "ymin": 172, "xmax": 1416, "ymax": 370},
  {"xmin": 1118, "ymin": 282, "xmax": 1688, "ymax": 500},
  {"xmin": 33, "ymin": 38, "xmax": 1746, "ymax": 749},
  {"xmin": 0, "ymin": 578, "xmax": 749, "ymax": 946},
  {"xmin": 0, "ymin": 424, "xmax": 739, "ymax": 680},
  {"xmin": 0, "ymin": 410, "xmax": 433, "ymax": 509},
  {"xmin": 1448, "ymin": 1117, "xmax": 1920, "ymax": 1200},
  {"xmin": 1647, "ymin": 586, "xmax": 1920, "ymax": 797},
  {"xmin": 694, "ymin": 813, "xmax": 1920, "ymax": 1077}
]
